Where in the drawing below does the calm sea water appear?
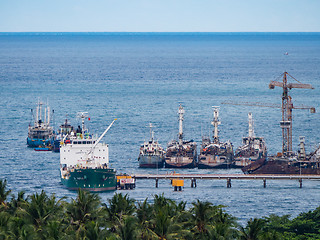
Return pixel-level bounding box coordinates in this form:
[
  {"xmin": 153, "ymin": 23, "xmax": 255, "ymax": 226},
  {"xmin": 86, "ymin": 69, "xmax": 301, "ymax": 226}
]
[{"xmin": 1, "ymin": 33, "xmax": 320, "ymax": 223}]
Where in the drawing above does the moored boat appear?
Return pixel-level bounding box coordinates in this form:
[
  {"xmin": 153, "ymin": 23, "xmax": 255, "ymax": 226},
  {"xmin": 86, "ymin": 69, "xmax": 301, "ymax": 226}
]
[
  {"xmin": 60, "ymin": 112, "xmax": 117, "ymax": 191},
  {"xmin": 27, "ymin": 100, "xmax": 55, "ymax": 148},
  {"xmin": 233, "ymin": 112, "xmax": 267, "ymax": 168},
  {"xmin": 53, "ymin": 118, "xmax": 74, "ymax": 152},
  {"xmin": 165, "ymin": 105, "xmax": 197, "ymax": 168},
  {"xmin": 138, "ymin": 123, "xmax": 165, "ymax": 168},
  {"xmin": 243, "ymin": 136, "xmax": 320, "ymax": 174},
  {"xmin": 198, "ymin": 107, "xmax": 234, "ymax": 169}
]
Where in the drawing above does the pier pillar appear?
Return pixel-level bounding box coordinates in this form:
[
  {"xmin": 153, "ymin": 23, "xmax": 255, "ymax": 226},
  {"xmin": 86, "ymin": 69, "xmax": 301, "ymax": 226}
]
[
  {"xmin": 191, "ymin": 179, "xmax": 194, "ymax": 188},
  {"xmin": 299, "ymin": 179, "xmax": 302, "ymax": 188},
  {"xmin": 155, "ymin": 178, "xmax": 158, "ymax": 188},
  {"xmin": 263, "ymin": 179, "xmax": 266, "ymax": 188},
  {"xmin": 194, "ymin": 179, "xmax": 197, "ymax": 188},
  {"xmin": 227, "ymin": 178, "xmax": 232, "ymax": 188}
]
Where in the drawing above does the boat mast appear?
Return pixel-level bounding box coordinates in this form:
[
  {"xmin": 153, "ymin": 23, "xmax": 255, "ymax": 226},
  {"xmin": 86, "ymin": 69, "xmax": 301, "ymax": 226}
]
[
  {"xmin": 211, "ymin": 106, "xmax": 221, "ymax": 144},
  {"xmin": 298, "ymin": 136, "xmax": 306, "ymax": 160},
  {"xmin": 47, "ymin": 105, "xmax": 50, "ymax": 126},
  {"xmin": 39, "ymin": 101, "xmax": 42, "ymax": 125},
  {"xmin": 178, "ymin": 105, "xmax": 184, "ymax": 146},
  {"xmin": 36, "ymin": 101, "xmax": 39, "ymax": 126},
  {"xmin": 149, "ymin": 123, "xmax": 154, "ymax": 141},
  {"xmin": 248, "ymin": 112, "xmax": 255, "ymax": 138}
]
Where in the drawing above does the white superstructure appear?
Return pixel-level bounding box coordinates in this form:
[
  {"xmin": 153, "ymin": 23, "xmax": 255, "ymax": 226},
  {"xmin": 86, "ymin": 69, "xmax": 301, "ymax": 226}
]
[{"xmin": 60, "ymin": 112, "xmax": 116, "ymax": 177}]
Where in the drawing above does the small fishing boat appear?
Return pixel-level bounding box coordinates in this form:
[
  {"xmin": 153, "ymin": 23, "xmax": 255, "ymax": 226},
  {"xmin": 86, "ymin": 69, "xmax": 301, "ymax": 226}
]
[
  {"xmin": 233, "ymin": 113, "xmax": 267, "ymax": 168},
  {"xmin": 27, "ymin": 100, "xmax": 55, "ymax": 148},
  {"xmin": 52, "ymin": 118, "xmax": 74, "ymax": 152},
  {"xmin": 198, "ymin": 107, "xmax": 234, "ymax": 169},
  {"xmin": 138, "ymin": 123, "xmax": 165, "ymax": 168}
]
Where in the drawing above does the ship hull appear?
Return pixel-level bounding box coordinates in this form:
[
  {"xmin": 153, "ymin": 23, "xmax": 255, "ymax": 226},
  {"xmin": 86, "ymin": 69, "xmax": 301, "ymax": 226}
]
[
  {"xmin": 198, "ymin": 154, "xmax": 233, "ymax": 169},
  {"xmin": 198, "ymin": 162, "xmax": 231, "ymax": 169},
  {"xmin": 165, "ymin": 157, "xmax": 197, "ymax": 168},
  {"xmin": 61, "ymin": 168, "xmax": 116, "ymax": 192},
  {"xmin": 52, "ymin": 139, "xmax": 61, "ymax": 152},
  {"xmin": 242, "ymin": 157, "xmax": 320, "ymax": 175},
  {"xmin": 27, "ymin": 137, "xmax": 53, "ymax": 148},
  {"xmin": 138, "ymin": 155, "xmax": 164, "ymax": 168}
]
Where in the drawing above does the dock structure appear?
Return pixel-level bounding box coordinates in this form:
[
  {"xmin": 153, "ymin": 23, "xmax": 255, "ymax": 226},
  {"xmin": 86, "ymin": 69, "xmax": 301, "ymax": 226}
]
[{"xmin": 131, "ymin": 174, "xmax": 320, "ymax": 189}]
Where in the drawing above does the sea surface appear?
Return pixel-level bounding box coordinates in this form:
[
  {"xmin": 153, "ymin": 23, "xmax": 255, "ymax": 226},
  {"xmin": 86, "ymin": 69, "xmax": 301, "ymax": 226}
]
[{"xmin": 0, "ymin": 32, "xmax": 320, "ymax": 224}]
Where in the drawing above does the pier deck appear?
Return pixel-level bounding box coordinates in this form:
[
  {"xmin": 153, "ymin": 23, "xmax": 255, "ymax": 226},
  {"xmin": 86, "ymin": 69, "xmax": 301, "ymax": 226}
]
[
  {"xmin": 132, "ymin": 173, "xmax": 320, "ymax": 180},
  {"xmin": 130, "ymin": 174, "xmax": 320, "ymax": 188}
]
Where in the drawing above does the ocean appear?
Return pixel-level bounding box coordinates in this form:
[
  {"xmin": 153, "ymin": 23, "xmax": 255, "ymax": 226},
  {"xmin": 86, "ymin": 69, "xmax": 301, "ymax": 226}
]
[{"xmin": 0, "ymin": 32, "xmax": 320, "ymax": 223}]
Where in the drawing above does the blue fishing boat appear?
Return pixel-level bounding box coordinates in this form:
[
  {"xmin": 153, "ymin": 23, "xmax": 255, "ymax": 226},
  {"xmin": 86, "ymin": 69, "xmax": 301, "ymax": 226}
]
[{"xmin": 27, "ymin": 100, "xmax": 55, "ymax": 148}]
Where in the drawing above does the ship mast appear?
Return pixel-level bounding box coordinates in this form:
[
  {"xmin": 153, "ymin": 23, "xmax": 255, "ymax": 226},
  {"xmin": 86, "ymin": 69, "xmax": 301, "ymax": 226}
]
[
  {"xmin": 77, "ymin": 112, "xmax": 89, "ymax": 135},
  {"xmin": 149, "ymin": 123, "xmax": 154, "ymax": 141},
  {"xmin": 211, "ymin": 106, "xmax": 221, "ymax": 144},
  {"xmin": 248, "ymin": 112, "xmax": 255, "ymax": 138},
  {"xmin": 178, "ymin": 104, "xmax": 184, "ymax": 146}
]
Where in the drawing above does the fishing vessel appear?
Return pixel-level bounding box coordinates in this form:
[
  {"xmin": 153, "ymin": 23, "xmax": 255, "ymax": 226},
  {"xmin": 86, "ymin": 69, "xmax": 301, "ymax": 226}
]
[
  {"xmin": 27, "ymin": 100, "xmax": 55, "ymax": 148},
  {"xmin": 52, "ymin": 118, "xmax": 74, "ymax": 152},
  {"xmin": 242, "ymin": 72, "xmax": 317, "ymax": 174},
  {"xmin": 233, "ymin": 112, "xmax": 267, "ymax": 168},
  {"xmin": 165, "ymin": 105, "xmax": 197, "ymax": 168},
  {"xmin": 60, "ymin": 112, "xmax": 117, "ymax": 191},
  {"xmin": 198, "ymin": 107, "xmax": 234, "ymax": 169},
  {"xmin": 138, "ymin": 123, "xmax": 165, "ymax": 168},
  {"xmin": 243, "ymin": 136, "xmax": 320, "ymax": 174}
]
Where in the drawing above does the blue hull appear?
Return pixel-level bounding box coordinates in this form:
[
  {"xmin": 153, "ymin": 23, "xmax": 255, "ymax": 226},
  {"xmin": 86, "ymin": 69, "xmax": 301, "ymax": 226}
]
[{"xmin": 27, "ymin": 138, "xmax": 53, "ymax": 148}]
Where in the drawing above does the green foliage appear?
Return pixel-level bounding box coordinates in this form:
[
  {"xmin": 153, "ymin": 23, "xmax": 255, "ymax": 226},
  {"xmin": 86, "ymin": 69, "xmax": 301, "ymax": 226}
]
[
  {"xmin": 0, "ymin": 180, "xmax": 320, "ymax": 239},
  {"xmin": 0, "ymin": 179, "xmax": 11, "ymax": 208}
]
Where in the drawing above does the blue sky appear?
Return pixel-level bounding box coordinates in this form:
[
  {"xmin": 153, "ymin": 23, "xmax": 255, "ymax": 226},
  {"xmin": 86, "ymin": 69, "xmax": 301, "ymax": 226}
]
[{"xmin": 1, "ymin": 0, "xmax": 320, "ymax": 32}]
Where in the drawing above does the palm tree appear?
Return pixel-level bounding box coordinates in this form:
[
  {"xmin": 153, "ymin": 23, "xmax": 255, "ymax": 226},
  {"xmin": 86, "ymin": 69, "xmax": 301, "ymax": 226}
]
[
  {"xmin": 66, "ymin": 188, "xmax": 102, "ymax": 231},
  {"xmin": 83, "ymin": 220, "xmax": 108, "ymax": 240},
  {"xmin": 18, "ymin": 190, "xmax": 64, "ymax": 235},
  {"xmin": 136, "ymin": 198, "xmax": 153, "ymax": 240},
  {"xmin": 239, "ymin": 218, "xmax": 265, "ymax": 240},
  {"xmin": 113, "ymin": 215, "xmax": 138, "ymax": 240},
  {"xmin": 0, "ymin": 179, "xmax": 11, "ymax": 208},
  {"xmin": 147, "ymin": 195, "xmax": 190, "ymax": 240},
  {"xmin": 0, "ymin": 211, "xmax": 10, "ymax": 239},
  {"xmin": 103, "ymin": 193, "xmax": 136, "ymax": 232},
  {"xmin": 190, "ymin": 199, "xmax": 214, "ymax": 235}
]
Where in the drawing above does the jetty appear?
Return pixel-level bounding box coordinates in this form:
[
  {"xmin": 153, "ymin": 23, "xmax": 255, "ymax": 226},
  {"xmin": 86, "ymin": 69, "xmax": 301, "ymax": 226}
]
[{"xmin": 131, "ymin": 173, "xmax": 320, "ymax": 188}]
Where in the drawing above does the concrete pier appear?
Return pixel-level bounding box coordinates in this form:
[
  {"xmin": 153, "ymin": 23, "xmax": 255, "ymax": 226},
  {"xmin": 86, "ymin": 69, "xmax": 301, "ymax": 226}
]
[{"xmin": 131, "ymin": 173, "xmax": 320, "ymax": 188}]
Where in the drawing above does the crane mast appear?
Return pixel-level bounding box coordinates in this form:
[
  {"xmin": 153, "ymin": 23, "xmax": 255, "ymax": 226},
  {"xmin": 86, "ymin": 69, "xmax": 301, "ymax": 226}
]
[{"xmin": 269, "ymin": 72, "xmax": 314, "ymax": 156}]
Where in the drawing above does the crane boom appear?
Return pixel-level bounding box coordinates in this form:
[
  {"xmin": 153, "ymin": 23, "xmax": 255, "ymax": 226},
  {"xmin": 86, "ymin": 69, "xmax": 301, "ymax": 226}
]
[{"xmin": 222, "ymin": 72, "xmax": 315, "ymax": 156}]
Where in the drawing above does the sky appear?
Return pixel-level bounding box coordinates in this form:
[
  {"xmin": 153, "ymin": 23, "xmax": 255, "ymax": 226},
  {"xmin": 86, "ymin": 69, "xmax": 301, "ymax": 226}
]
[{"xmin": 1, "ymin": 0, "xmax": 320, "ymax": 32}]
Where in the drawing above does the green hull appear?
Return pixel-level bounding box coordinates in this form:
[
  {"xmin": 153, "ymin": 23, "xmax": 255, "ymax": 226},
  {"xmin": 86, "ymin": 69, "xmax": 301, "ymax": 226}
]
[{"xmin": 61, "ymin": 168, "xmax": 116, "ymax": 192}]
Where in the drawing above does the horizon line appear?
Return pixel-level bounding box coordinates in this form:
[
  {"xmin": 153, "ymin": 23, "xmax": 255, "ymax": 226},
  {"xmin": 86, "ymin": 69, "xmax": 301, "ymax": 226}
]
[{"xmin": 1, "ymin": 31, "xmax": 320, "ymax": 34}]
